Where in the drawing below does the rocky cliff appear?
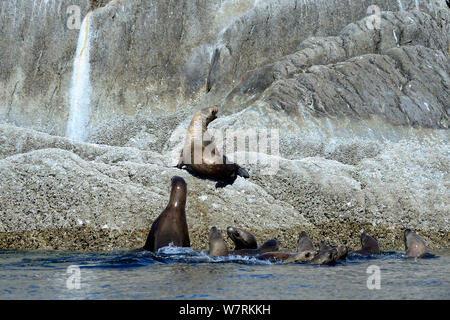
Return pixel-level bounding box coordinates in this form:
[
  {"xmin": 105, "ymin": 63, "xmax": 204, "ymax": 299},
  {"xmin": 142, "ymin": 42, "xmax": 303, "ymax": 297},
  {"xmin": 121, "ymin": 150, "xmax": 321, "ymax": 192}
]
[{"xmin": 0, "ymin": 0, "xmax": 448, "ymax": 251}]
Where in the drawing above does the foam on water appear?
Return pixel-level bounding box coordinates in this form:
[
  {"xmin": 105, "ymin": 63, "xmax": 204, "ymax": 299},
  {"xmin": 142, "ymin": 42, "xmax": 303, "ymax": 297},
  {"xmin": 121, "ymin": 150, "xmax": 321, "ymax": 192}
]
[{"xmin": 66, "ymin": 12, "xmax": 92, "ymax": 142}]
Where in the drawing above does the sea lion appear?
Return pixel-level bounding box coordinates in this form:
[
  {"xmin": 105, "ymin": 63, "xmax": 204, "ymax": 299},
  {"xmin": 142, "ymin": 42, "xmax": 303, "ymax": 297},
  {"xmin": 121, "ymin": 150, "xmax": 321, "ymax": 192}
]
[
  {"xmin": 297, "ymin": 231, "xmax": 316, "ymax": 252},
  {"xmin": 318, "ymin": 241, "xmax": 348, "ymax": 261},
  {"xmin": 319, "ymin": 241, "xmax": 333, "ymax": 252},
  {"xmin": 309, "ymin": 248, "xmax": 338, "ymax": 265},
  {"xmin": 261, "ymin": 231, "xmax": 317, "ymax": 263},
  {"xmin": 143, "ymin": 176, "xmax": 190, "ymax": 252},
  {"xmin": 351, "ymin": 232, "xmax": 380, "ymax": 255},
  {"xmin": 208, "ymin": 226, "xmax": 229, "ymax": 256},
  {"xmin": 230, "ymin": 238, "xmax": 279, "ymax": 256},
  {"xmin": 177, "ymin": 107, "xmax": 249, "ymax": 185},
  {"xmin": 258, "ymin": 252, "xmax": 294, "ymax": 261},
  {"xmin": 227, "ymin": 226, "xmax": 258, "ymax": 250},
  {"xmin": 404, "ymin": 229, "xmax": 427, "ymax": 258}
]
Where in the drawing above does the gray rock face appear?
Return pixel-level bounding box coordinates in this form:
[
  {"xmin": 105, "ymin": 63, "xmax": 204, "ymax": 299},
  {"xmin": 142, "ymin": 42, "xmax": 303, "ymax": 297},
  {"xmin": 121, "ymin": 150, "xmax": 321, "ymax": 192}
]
[{"xmin": 0, "ymin": 0, "xmax": 449, "ymax": 251}]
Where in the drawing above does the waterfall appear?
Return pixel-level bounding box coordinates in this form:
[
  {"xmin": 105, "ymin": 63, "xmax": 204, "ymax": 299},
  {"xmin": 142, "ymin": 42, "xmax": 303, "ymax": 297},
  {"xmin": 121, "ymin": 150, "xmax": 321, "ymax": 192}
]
[
  {"xmin": 415, "ymin": 0, "xmax": 419, "ymax": 10},
  {"xmin": 396, "ymin": 0, "xmax": 404, "ymax": 11},
  {"xmin": 66, "ymin": 12, "xmax": 92, "ymax": 142}
]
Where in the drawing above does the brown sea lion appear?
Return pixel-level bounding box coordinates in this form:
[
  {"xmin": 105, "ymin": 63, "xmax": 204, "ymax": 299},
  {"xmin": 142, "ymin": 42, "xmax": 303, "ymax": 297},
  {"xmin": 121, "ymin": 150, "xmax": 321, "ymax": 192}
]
[
  {"xmin": 351, "ymin": 232, "xmax": 380, "ymax": 255},
  {"xmin": 308, "ymin": 248, "xmax": 338, "ymax": 265},
  {"xmin": 143, "ymin": 176, "xmax": 190, "ymax": 252},
  {"xmin": 177, "ymin": 106, "xmax": 249, "ymax": 184},
  {"xmin": 258, "ymin": 252, "xmax": 294, "ymax": 261},
  {"xmin": 297, "ymin": 231, "xmax": 316, "ymax": 252},
  {"xmin": 318, "ymin": 241, "xmax": 348, "ymax": 261},
  {"xmin": 404, "ymin": 229, "xmax": 427, "ymax": 258},
  {"xmin": 281, "ymin": 250, "xmax": 317, "ymax": 263},
  {"xmin": 208, "ymin": 226, "xmax": 229, "ymax": 256},
  {"xmin": 230, "ymin": 238, "xmax": 279, "ymax": 256},
  {"xmin": 319, "ymin": 241, "xmax": 334, "ymax": 252},
  {"xmin": 227, "ymin": 226, "xmax": 258, "ymax": 250}
]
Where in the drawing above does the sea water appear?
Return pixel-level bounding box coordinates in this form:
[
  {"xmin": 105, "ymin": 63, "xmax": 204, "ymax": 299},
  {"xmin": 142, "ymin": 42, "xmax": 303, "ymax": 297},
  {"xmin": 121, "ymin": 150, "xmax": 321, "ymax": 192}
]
[{"xmin": 0, "ymin": 247, "xmax": 449, "ymax": 299}]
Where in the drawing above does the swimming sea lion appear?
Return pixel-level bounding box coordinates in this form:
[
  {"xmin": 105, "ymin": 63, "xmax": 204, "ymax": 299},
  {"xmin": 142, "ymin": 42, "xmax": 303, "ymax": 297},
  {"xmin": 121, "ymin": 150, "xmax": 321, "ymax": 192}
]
[
  {"xmin": 208, "ymin": 226, "xmax": 229, "ymax": 256},
  {"xmin": 297, "ymin": 231, "xmax": 316, "ymax": 252},
  {"xmin": 177, "ymin": 107, "xmax": 249, "ymax": 184},
  {"xmin": 351, "ymin": 232, "xmax": 380, "ymax": 255},
  {"xmin": 308, "ymin": 248, "xmax": 338, "ymax": 265},
  {"xmin": 227, "ymin": 226, "xmax": 258, "ymax": 250},
  {"xmin": 317, "ymin": 241, "xmax": 348, "ymax": 261},
  {"xmin": 258, "ymin": 252, "xmax": 293, "ymax": 261},
  {"xmin": 143, "ymin": 176, "xmax": 190, "ymax": 252},
  {"xmin": 230, "ymin": 238, "xmax": 279, "ymax": 256},
  {"xmin": 319, "ymin": 241, "xmax": 333, "ymax": 252},
  {"xmin": 404, "ymin": 229, "xmax": 427, "ymax": 258}
]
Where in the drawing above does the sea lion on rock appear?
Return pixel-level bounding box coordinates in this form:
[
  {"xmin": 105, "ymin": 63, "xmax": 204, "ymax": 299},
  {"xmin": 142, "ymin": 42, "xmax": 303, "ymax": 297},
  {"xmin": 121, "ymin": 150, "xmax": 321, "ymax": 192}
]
[
  {"xmin": 177, "ymin": 106, "xmax": 249, "ymax": 185},
  {"xmin": 143, "ymin": 176, "xmax": 190, "ymax": 252},
  {"xmin": 351, "ymin": 232, "xmax": 380, "ymax": 255},
  {"xmin": 208, "ymin": 226, "xmax": 229, "ymax": 256},
  {"xmin": 227, "ymin": 226, "xmax": 258, "ymax": 250},
  {"xmin": 404, "ymin": 229, "xmax": 427, "ymax": 258}
]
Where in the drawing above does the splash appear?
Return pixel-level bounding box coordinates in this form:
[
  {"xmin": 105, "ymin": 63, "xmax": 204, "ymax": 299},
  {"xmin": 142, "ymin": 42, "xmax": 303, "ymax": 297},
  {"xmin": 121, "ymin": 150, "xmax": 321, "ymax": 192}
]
[{"xmin": 66, "ymin": 12, "xmax": 92, "ymax": 142}]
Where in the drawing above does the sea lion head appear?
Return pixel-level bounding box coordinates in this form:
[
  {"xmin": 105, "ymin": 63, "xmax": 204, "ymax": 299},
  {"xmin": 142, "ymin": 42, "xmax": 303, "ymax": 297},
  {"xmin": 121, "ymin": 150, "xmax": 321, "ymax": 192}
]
[
  {"xmin": 360, "ymin": 232, "xmax": 380, "ymax": 254},
  {"xmin": 168, "ymin": 176, "xmax": 187, "ymax": 209},
  {"xmin": 284, "ymin": 250, "xmax": 316, "ymax": 264},
  {"xmin": 336, "ymin": 245, "xmax": 348, "ymax": 260},
  {"xmin": 226, "ymin": 226, "xmax": 258, "ymax": 250},
  {"xmin": 209, "ymin": 226, "xmax": 229, "ymax": 256},
  {"xmin": 200, "ymin": 106, "xmax": 219, "ymax": 126},
  {"xmin": 310, "ymin": 248, "xmax": 337, "ymax": 265},
  {"xmin": 297, "ymin": 231, "xmax": 316, "ymax": 252},
  {"xmin": 403, "ymin": 229, "xmax": 427, "ymax": 258}
]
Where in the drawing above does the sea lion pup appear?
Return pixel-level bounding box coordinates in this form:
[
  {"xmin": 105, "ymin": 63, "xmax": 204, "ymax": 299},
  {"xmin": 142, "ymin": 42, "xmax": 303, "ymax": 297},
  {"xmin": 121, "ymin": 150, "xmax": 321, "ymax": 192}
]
[
  {"xmin": 227, "ymin": 226, "xmax": 258, "ymax": 250},
  {"xmin": 177, "ymin": 106, "xmax": 249, "ymax": 184},
  {"xmin": 208, "ymin": 227, "xmax": 229, "ymax": 256},
  {"xmin": 230, "ymin": 238, "xmax": 279, "ymax": 256},
  {"xmin": 404, "ymin": 229, "xmax": 427, "ymax": 258},
  {"xmin": 351, "ymin": 232, "xmax": 381, "ymax": 255},
  {"xmin": 143, "ymin": 176, "xmax": 190, "ymax": 252}
]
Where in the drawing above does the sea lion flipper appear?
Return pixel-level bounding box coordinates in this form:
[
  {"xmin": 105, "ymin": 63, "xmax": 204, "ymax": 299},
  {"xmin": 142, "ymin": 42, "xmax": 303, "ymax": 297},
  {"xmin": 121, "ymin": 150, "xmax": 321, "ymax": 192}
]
[
  {"xmin": 176, "ymin": 150, "xmax": 184, "ymax": 169},
  {"xmin": 237, "ymin": 166, "xmax": 249, "ymax": 178}
]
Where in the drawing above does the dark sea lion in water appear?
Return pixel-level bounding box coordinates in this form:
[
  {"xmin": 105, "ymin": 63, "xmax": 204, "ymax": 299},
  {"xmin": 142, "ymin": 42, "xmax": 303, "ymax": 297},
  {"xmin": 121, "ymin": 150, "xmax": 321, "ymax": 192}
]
[
  {"xmin": 230, "ymin": 238, "xmax": 279, "ymax": 256},
  {"xmin": 208, "ymin": 226, "xmax": 229, "ymax": 256},
  {"xmin": 177, "ymin": 107, "xmax": 249, "ymax": 185},
  {"xmin": 227, "ymin": 226, "xmax": 258, "ymax": 250},
  {"xmin": 351, "ymin": 232, "xmax": 380, "ymax": 255},
  {"xmin": 404, "ymin": 229, "xmax": 427, "ymax": 258},
  {"xmin": 143, "ymin": 176, "xmax": 190, "ymax": 252}
]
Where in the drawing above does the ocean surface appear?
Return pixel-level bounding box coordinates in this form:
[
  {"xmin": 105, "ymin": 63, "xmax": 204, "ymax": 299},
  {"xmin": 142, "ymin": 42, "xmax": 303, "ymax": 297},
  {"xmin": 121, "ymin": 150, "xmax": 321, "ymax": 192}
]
[{"xmin": 0, "ymin": 246, "xmax": 449, "ymax": 300}]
